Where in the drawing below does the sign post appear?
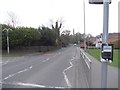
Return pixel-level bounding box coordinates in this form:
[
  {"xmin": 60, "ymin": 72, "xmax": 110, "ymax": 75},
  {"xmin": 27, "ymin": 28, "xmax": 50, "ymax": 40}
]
[
  {"xmin": 83, "ymin": 0, "xmax": 86, "ymax": 51},
  {"xmin": 89, "ymin": 0, "xmax": 111, "ymax": 88},
  {"xmin": 101, "ymin": 0, "xmax": 110, "ymax": 88}
]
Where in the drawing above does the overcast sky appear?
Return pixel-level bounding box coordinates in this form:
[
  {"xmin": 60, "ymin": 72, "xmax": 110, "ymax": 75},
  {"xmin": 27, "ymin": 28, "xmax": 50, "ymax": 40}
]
[{"xmin": 0, "ymin": 0, "xmax": 119, "ymax": 36}]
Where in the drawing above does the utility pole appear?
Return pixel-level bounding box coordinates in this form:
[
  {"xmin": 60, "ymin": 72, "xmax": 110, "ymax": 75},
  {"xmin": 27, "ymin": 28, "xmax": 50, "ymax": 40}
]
[{"xmin": 83, "ymin": 0, "xmax": 86, "ymax": 51}]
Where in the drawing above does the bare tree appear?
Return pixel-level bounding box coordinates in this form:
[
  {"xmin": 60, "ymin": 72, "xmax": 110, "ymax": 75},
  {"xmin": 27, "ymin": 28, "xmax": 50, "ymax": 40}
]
[
  {"xmin": 6, "ymin": 12, "xmax": 19, "ymax": 28},
  {"xmin": 50, "ymin": 18, "xmax": 65, "ymax": 36}
]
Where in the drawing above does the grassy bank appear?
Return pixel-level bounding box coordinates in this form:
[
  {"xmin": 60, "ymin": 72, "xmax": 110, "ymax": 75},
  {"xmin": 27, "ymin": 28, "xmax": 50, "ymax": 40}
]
[
  {"xmin": 2, "ymin": 50, "xmax": 41, "ymax": 57},
  {"xmin": 86, "ymin": 49, "xmax": 119, "ymax": 68}
]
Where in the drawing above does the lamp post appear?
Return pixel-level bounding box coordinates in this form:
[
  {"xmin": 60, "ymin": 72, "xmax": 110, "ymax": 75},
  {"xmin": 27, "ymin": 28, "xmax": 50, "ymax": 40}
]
[
  {"xmin": 3, "ymin": 28, "xmax": 12, "ymax": 54},
  {"xmin": 83, "ymin": 0, "xmax": 86, "ymax": 51}
]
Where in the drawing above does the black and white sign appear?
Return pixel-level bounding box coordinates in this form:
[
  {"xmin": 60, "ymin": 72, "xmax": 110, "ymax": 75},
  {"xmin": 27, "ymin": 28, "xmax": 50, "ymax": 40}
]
[
  {"xmin": 101, "ymin": 44, "xmax": 113, "ymax": 61},
  {"xmin": 89, "ymin": 0, "xmax": 111, "ymax": 4}
]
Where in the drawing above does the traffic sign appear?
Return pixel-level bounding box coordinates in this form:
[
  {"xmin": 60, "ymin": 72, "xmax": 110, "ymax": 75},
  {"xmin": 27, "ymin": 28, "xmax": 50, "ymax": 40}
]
[
  {"xmin": 101, "ymin": 44, "xmax": 113, "ymax": 61},
  {"xmin": 89, "ymin": 0, "xmax": 111, "ymax": 4}
]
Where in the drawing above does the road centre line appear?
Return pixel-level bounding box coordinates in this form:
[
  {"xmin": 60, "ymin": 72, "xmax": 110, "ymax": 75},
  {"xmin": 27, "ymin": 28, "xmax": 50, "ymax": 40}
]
[
  {"xmin": 58, "ymin": 52, "xmax": 61, "ymax": 55},
  {"xmin": 42, "ymin": 58, "xmax": 50, "ymax": 62},
  {"xmin": 2, "ymin": 61, "xmax": 9, "ymax": 65},
  {"xmin": 3, "ymin": 66, "xmax": 32, "ymax": 80},
  {"xmin": 53, "ymin": 54, "xmax": 57, "ymax": 58},
  {"xmin": 46, "ymin": 58, "xmax": 49, "ymax": 61},
  {"xmin": 2, "ymin": 56, "xmax": 25, "ymax": 66},
  {"xmin": 11, "ymin": 56, "xmax": 25, "ymax": 62},
  {"xmin": 42, "ymin": 52, "xmax": 61, "ymax": 63},
  {"xmin": 53, "ymin": 52, "xmax": 61, "ymax": 57}
]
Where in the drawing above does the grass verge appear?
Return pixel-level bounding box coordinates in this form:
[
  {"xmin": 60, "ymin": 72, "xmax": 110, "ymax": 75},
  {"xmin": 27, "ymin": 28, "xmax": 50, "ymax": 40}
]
[
  {"xmin": 86, "ymin": 49, "xmax": 119, "ymax": 68},
  {"xmin": 2, "ymin": 50, "xmax": 41, "ymax": 57}
]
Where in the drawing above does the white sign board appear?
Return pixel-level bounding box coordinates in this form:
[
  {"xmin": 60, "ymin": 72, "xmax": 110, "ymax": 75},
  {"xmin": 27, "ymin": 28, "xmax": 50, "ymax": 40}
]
[{"xmin": 103, "ymin": 46, "xmax": 112, "ymax": 52}]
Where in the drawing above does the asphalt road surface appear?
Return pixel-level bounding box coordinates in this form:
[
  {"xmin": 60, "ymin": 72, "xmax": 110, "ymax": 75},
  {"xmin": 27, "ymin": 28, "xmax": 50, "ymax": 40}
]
[
  {"xmin": 1, "ymin": 45, "xmax": 118, "ymax": 89},
  {"xmin": 2, "ymin": 45, "xmax": 88, "ymax": 88}
]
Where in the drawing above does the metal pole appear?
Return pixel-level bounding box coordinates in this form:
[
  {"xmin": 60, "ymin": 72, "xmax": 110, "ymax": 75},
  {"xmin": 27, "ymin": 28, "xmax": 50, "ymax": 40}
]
[
  {"xmin": 89, "ymin": 61, "xmax": 92, "ymax": 88},
  {"xmin": 6, "ymin": 29, "xmax": 10, "ymax": 54},
  {"xmin": 83, "ymin": 0, "xmax": 86, "ymax": 51},
  {"xmin": 77, "ymin": 33, "xmax": 80, "ymax": 44},
  {"xmin": 101, "ymin": 0, "xmax": 109, "ymax": 88}
]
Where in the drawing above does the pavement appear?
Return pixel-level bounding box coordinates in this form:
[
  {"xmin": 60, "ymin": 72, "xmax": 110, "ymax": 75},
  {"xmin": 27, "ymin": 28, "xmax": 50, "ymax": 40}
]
[
  {"xmin": 82, "ymin": 49, "xmax": 118, "ymax": 88},
  {"xmin": 1, "ymin": 45, "xmax": 118, "ymax": 89}
]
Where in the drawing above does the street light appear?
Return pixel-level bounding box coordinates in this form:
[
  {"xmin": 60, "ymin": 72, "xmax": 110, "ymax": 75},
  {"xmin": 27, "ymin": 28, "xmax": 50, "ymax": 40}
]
[
  {"xmin": 83, "ymin": 0, "xmax": 86, "ymax": 51},
  {"xmin": 3, "ymin": 28, "xmax": 12, "ymax": 54}
]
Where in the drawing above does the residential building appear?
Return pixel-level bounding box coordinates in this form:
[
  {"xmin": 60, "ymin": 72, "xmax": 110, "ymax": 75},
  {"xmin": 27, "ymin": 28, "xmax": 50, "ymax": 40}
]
[{"xmin": 95, "ymin": 33, "xmax": 120, "ymax": 48}]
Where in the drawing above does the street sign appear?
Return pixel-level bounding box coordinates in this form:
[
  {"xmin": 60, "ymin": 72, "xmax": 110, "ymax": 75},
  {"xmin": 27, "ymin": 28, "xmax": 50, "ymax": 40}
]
[
  {"xmin": 89, "ymin": 0, "xmax": 111, "ymax": 4},
  {"xmin": 101, "ymin": 44, "xmax": 113, "ymax": 61},
  {"xmin": 88, "ymin": 0, "xmax": 112, "ymax": 88}
]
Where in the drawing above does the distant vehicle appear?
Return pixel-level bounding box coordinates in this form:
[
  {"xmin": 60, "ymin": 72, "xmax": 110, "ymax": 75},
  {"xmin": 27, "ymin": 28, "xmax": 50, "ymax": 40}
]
[
  {"xmin": 80, "ymin": 43, "xmax": 84, "ymax": 48},
  {"xmin": 74, "ymin": 44, "xmax": 77, "ymax": 46}
]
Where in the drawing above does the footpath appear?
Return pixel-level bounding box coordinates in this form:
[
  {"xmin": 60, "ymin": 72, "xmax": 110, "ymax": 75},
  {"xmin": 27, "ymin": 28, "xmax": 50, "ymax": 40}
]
[{"xmin": 81, "ymin": 48, "xmax": 118, "ymax": 88}]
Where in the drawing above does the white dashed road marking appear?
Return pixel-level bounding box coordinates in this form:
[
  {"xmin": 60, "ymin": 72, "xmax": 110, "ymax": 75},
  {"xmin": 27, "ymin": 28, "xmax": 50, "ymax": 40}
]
[
  {"xmin": 3, "ymin": 66, "xmax": 33, "ymax": 80},
  {"xmin": 42, "ymin": 58, "xmax": 50, "ymax": 62}
]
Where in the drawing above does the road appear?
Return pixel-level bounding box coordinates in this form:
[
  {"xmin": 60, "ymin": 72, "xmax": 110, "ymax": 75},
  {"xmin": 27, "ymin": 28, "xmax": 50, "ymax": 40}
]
[
  {"xmin": 1, "ymin": 46, "xmax": 89, "ymax": 88},
  {"xmin": 1, "ymin": 45, "xmax": 118, "ymax": 89}
]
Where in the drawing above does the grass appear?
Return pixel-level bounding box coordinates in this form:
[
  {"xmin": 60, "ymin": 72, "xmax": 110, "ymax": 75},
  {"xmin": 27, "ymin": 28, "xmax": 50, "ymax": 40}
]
[
  {"xmin": 2, "ymin": 50, "xmax": 41, "ymax": 57},
  {"xmin": 86, "ymin": 49, "xmax": 119, "ymax": 68}
]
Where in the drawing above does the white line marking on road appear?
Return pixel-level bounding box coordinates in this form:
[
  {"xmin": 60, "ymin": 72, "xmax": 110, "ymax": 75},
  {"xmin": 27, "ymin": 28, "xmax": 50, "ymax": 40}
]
[
  {"xmin": 62, "ymin": 56, "xmax": 75, "ymax": 87},
  {"xmin": 46, "ymin": 58, "xmax": 50, "ymax": 61},
  {"xmin": 42, "ymin": 58, "xmax": 50, "ymax": 62},
  {"xmin": 63, "ymin": 71, "xmax": 71, "ymax": 87},
  {"xmin": 53, "ymin": 54, "xmax": 57, "ymax": 57},
  {"xmin": 2, "ymin": 56, "xmax": 25, "ymax": 66},
  {"xmin": 71, "ymin": 56, "xmax": 75, "ymax": 61},
  {"xmin": 16, "ymin": 82, "xmax": 46, "ymax": 88},
  {"xmin": 2, "ymin": 81, "xmax": 65, "ymax": 88},
  {"xmin": 4, "ymin": 74, "xmax": 14, "ymax": 80},
  {"xmin": 84, "ymin": 59, "xmax": 90, "ymax": 69},
  {"xmin": 16, "ymin": 82, "xmax": 65, "ymax": 88},
  {"xmin": 12, "ymin": 56, "xmax": 25, "ymax": 61},
  {"xmin": 64, "ymin": 62, "xmax": 73, "ymax": 71},
  {"xmin": 3, "ymin": 66, "xmax": 33, "ymax": 80},
  {"xmin": 58, "ymin": 52, "xmax": 61, "ymax": 55},
  {"xmin": 2, "ymin": 61, "xmax": 9, "ymax": 65}
]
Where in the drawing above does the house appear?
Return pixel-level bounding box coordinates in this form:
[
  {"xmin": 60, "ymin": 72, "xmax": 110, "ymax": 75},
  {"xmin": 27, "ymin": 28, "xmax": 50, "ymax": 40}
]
[
  {"xmin": 108, "ymin": 33, "xmax": 120, "ymax": 43},
  {"xmin": 95, "ymin": 33, "xmax": 120, "ymax": 48},
  {"xmin": 95, "ymin": 34, "xmax": 102, "ymax": 48}
]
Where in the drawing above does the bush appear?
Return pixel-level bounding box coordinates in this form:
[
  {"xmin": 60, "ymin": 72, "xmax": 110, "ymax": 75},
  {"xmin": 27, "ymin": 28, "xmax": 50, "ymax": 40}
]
[
  {"xmin": 2, "ymin": 26, "xmax": 41, "ymax": 49},
  {"xmin": 2, "ymin": 24, "xmax": 61, "ymax": 50}
]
